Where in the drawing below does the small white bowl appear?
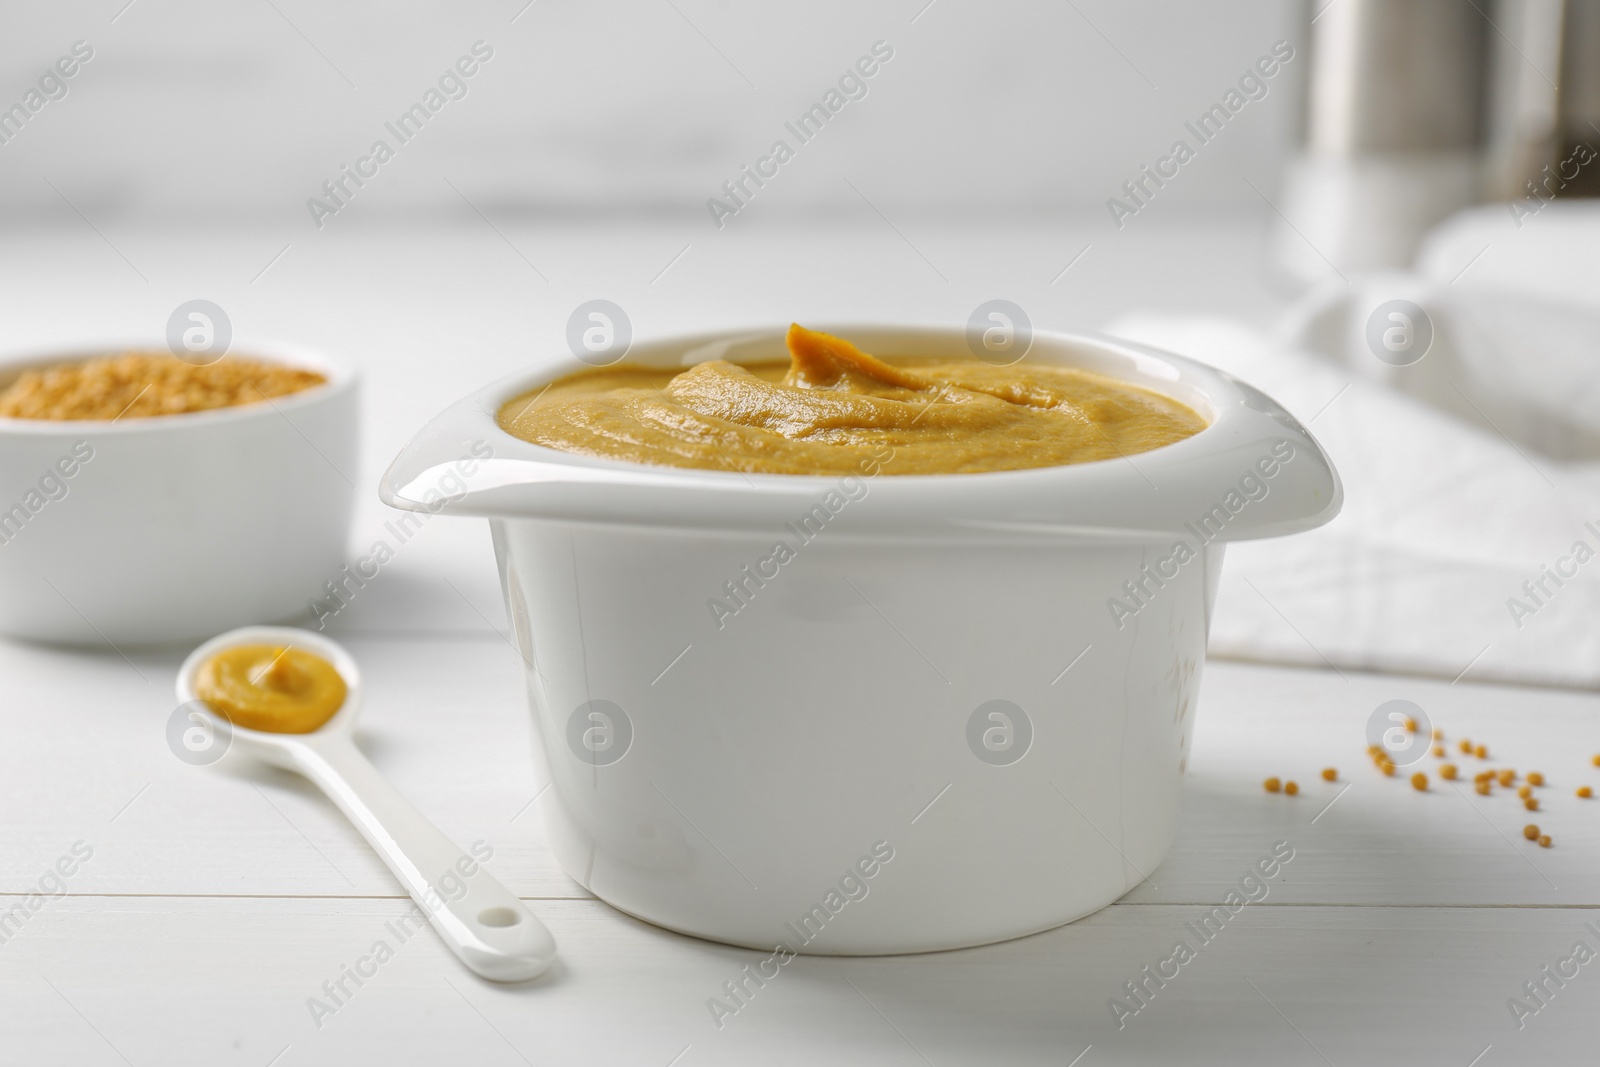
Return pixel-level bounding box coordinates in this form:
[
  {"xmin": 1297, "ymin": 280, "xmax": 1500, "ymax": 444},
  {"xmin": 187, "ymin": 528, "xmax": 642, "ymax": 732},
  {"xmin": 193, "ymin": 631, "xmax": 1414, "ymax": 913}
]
[
  {"xmin": 0, "ymin": 338, "xmax": 358, "ymax": 646},
  {"xmin": 382, "ymin": 324, "xmax": 1340, "ymax": 954}
]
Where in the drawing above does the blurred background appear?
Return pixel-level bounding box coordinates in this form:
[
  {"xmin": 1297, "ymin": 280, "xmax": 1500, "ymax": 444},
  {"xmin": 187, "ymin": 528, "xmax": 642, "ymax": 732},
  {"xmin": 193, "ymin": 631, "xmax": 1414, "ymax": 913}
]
[
  {"xmin": 3, "ymin": 0, "xmax": 1598, "ymax": 686},
  {"xmin": 3, "ymin": 0, "xmax": 1304, "ymax": 223}
]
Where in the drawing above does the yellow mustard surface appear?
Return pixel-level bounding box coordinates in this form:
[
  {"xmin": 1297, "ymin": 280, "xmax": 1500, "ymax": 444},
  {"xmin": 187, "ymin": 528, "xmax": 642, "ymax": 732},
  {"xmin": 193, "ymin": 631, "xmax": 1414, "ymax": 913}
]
[
  {"xmin": 497, "ymin": 325, "xmax": 1205, "ymax": 474},
  {"xmin": 195, "ymin": 644, "xmax": 347, "ymax": 734}
]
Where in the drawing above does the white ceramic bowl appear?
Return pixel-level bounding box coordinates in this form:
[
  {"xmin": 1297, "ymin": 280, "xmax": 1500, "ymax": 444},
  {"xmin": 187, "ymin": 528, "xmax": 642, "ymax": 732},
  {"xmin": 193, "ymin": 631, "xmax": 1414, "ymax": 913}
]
[
  {"xmin": 0, "ymin": 338, "xmax": 358, "ymax": 646},
  {"xmin": 382, "ymin": 325, "xmax": 1340, "ymax": 955}
]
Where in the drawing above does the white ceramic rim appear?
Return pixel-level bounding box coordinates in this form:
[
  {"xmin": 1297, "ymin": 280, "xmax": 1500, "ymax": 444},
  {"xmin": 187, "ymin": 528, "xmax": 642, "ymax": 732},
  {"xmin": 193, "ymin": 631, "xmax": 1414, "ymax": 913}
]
[
  {"xmin": 380, "ymin": 323, "xmax": 1343, "ymax": 542},
  {"xmin": 0, "ymin": 335, "xmax": 356, "ymax": 436}
]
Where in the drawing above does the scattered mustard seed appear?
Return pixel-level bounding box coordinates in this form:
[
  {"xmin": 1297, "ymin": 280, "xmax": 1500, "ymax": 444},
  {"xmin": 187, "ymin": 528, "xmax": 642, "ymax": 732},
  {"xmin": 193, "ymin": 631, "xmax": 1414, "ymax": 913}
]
[
  {"xmin": 1440, "ymin": 764, "xmax": 1458, "ymax": 780},
  {"xmin": 1460, "ymin": 739, "xmax": 1473, "ymax": 754},
  {"xmin": 1284, "ymin": 781, "xmax": 1299, "ymax": 796},
  {"xmin": 1539, "ymin": 835, "xmax": 1552, "ymax": 848},
  {"xmin": 1527, "ymin": 772, "xmax": 1545, "ymax": 787},
  {"xmin": 1578, "ymin": 786, "xmax": 1593, "ymax": 799},
  {"xmin": 1525, "ymin": 797, "xmax": 1540, "ymax": 811},
  {"xmin": 1264, "ymin": 777, "xmax": 1281, "ymax": 793},
  {"xmin": 1321, "ymin": 768, "xmax": 1338, "ymax": 781},
  {"xmin": 1475, "ymin": 744, "xmax": 1489, "ymax": 759},
  {"xmin": 1518, "ymin": 785, "xmax": 1533, "ymax": 799},
  {"xmin": 1411, "ymin": 773, "xmax": 1428, "ymax": 791},
  {"xmin": 1524, "ymin": 824, "xmax": 1540, "ymax": 840}
]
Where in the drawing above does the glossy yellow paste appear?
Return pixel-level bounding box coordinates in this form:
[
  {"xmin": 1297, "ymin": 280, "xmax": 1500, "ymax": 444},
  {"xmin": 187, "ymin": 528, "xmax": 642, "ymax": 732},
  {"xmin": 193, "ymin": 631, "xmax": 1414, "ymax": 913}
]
[
  {"xmin": 498, "ymin": 325, "xmax": 1204, "ymax": 474},
  {"xmin": 195, "ymin": 644, "xmax": 347, "ymax": 734}
]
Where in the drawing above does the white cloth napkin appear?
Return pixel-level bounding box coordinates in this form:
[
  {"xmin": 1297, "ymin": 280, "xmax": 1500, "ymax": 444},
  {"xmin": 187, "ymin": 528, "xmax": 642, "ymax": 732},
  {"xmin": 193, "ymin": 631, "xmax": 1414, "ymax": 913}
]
[{"xmin": 1102, "ymin": 308, "xmax": 1600, "ymax": 690}]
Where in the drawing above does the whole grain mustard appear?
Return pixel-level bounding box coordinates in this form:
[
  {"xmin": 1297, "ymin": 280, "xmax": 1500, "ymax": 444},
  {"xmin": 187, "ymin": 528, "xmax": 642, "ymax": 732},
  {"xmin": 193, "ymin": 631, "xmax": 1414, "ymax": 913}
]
[{"xmin": 0, "ymin": 352, "xmax": 325, "ymax": 421}]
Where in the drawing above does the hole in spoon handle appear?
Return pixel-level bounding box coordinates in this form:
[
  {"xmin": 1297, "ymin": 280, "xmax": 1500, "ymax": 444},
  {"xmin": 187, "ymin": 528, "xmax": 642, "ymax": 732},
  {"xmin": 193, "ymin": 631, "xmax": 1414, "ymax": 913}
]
[
  {"xmin": 477, "ymin": 906, "xmax": 522, "ymax": 928},
  {"xmin": 292, "ymin": 735, "xmax": 557, "ymax": 981}
]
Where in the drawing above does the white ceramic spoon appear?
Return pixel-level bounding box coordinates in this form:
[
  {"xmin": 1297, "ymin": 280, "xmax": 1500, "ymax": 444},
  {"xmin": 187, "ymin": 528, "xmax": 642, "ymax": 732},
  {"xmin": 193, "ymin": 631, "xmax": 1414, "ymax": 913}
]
[{"xmin": 176, "ymin": 625, "xmax": 557, "ymax": 982}]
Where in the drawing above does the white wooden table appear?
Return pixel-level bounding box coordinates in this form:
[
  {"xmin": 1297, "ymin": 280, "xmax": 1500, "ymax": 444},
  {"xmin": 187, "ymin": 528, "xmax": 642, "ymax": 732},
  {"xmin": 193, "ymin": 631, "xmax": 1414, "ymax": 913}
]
[{"xmin": 4, "ymin": 221, "xmax": 1596, "ymax": 1064}]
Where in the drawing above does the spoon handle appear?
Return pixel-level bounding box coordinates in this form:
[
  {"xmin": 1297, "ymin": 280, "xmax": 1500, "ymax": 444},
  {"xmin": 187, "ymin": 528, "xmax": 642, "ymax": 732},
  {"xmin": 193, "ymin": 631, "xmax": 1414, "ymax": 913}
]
[{"xmin": 292, "ymin": 733, "xmax": 557, "ymax": 982}]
